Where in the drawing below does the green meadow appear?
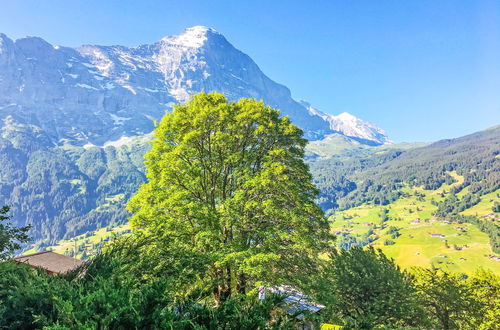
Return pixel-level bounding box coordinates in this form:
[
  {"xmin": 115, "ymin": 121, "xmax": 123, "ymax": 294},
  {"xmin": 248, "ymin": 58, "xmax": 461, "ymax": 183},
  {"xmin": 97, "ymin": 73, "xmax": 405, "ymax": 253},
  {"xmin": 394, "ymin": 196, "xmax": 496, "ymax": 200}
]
[
  {"xmin": 330, "ymin": 173, "xmax": 499, "ymax": 274},
  {"xmin": 25, "ymin": 225, "xmax": 130, "ymax": 259}
]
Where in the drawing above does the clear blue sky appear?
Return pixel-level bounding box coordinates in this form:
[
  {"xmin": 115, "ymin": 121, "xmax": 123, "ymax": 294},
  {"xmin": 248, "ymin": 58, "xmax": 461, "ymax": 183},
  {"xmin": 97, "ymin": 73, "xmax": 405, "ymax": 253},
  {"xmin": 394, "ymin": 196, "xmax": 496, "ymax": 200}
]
[{"xmin": 1, "ymin": 0, "xmax": 499, "ymax": 142}]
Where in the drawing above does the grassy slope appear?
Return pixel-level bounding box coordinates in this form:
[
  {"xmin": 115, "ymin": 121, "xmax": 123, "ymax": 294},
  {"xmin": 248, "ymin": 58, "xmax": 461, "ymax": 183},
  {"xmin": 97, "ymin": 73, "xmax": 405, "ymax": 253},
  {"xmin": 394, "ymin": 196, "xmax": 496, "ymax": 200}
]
[
  {"xmin": 24, "ymin": 225, "xmax": 130, "ymax": 259},
  {"xmin": 461, "ymin": 190, "xmax": 499, "ymax": 216},
  {"xmin": 330, "ymin": 172, "xmax": 499, "ymax": 274}
]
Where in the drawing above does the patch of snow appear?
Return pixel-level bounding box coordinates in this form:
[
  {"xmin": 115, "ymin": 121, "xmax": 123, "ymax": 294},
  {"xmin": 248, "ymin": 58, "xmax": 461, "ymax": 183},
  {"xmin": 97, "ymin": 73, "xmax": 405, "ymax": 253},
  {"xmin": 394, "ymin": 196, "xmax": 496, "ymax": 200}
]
[
  {"xmin": 103, "ymin": 136, "xmax": 135, "ymax": 147},
  {"xmin": 300, "ymin": 100, "xmax": 390, "ymax": 145},
  {"xmin": 143, "ymin": 87, "xmax": 159, "ymax": 93},
  {"xmin": 169, "ymin": 87, "xmax": 190, "ymax": 101},
  {"xmin": 67, "ymin": 73, "xmax": 79, "ymax": 79},
  {"xmin": 229, "ymin": 73, "xmax": 243, "ymax": 81},
  {"xmin": 83, "ymin": 143, "xmax": 96, "ymax": 149},
  {"xmin": 0, "ymin": 103, "xmax": 17, "ymax": 110},
  {"xmin": 76, "ymin": 83, "xmax": 99, "ymax": 90},
  {"xmin": 109, "ymin": 113, "xmax": 131, "ymax": 125},
  {"xmin": 161, "ymin": 26, "xmax": 217, "ymax": 48},
  {"xmin": 104, "ymin": 82, "xmax": 115, "ymax": 89},
  {"xmin": 122, "ymin": 85, "xmax": 136, "ymax": 94}
]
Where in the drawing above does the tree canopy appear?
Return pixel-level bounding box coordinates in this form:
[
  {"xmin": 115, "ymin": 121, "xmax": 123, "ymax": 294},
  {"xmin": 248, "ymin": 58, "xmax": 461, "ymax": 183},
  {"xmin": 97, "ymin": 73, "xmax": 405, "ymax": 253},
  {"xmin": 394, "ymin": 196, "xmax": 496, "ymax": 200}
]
[
  {"xmin": 317, "ymin": 246, "xmax": 425, "ymax": 329},
  {"xmin": 127, "ymin": 92, "xmax": 333, "ymax": 304},
  {"xmin": 0, "ymin": 206, "xmax": 30, "ymax": 261}
]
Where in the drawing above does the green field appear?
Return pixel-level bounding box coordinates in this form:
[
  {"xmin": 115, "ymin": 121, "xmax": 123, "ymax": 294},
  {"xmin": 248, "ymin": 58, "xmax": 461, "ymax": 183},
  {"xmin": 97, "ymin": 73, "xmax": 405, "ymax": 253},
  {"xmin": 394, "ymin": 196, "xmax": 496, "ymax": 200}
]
[
  {"xmin": 461, "ymin": 190, "xmax": 499, "ymax": 217},
  {"xmin": 25, "ymin": 225, "xmax": 130, "ymax": 259},
  {"xmin": 330, "ymin": 173, "xmax": 499, "ymax": 274}
]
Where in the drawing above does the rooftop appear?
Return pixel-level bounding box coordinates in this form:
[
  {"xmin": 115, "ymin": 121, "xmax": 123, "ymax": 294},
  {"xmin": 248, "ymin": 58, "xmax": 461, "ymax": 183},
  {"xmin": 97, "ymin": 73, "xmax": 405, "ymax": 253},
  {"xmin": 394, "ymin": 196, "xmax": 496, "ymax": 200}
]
[{"xmin": 13, "ymin": 251, "xmax": 85, "ymax": 274}]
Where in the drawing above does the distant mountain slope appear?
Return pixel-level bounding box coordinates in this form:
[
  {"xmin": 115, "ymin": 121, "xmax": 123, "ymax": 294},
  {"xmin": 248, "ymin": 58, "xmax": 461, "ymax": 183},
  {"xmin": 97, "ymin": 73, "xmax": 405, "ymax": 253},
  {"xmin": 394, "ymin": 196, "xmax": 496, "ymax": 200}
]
[
  {"xmin": 0, "ymin": 26, "xmax": 389, "ymax": 145},
  {"xmin": 310, "ymin": 125, "xmax": 500, "ymax": 211},
  {"xmin": 0, "ymin": 122, "xmax": 148, "ymax": 242},
  {"xmin": 301, "ymin": 101, "xmax": 390, "ymax": 145}
]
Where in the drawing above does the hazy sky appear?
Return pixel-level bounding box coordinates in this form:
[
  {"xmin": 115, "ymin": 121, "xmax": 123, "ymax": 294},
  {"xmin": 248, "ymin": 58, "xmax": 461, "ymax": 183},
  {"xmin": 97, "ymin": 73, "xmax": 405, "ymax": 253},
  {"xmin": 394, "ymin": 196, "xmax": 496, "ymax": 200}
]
[{"xmin": 1, "ymin": 0, "xmax": 499, "ymax": 142}]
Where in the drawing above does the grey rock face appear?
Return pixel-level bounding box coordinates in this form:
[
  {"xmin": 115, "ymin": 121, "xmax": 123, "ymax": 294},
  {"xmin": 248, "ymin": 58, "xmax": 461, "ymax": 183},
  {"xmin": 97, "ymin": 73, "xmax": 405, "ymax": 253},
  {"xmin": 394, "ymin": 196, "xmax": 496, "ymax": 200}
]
[{"xmin": 0, "ymin": 26, "xmax": 389, "ymax": 146}]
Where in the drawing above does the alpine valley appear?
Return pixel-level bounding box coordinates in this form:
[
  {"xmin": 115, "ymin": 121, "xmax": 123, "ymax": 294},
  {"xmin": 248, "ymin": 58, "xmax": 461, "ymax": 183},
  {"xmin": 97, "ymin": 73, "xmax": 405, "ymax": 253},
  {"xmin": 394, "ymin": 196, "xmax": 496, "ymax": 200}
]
[{"xmin": 0, "ymin": 27, "xmax": 498, "ymax": 272}]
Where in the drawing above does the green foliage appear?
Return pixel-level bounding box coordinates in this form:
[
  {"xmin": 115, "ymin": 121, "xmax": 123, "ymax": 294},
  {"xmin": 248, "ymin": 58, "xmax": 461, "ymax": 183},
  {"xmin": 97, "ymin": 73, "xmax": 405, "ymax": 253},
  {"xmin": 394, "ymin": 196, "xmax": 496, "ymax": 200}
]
[
  {"xmin": 2, "ymin": 235, "xmax": 497, "ymax": 329},
  {"xmin": 0, "ymin": 245, "xmax": 296, "ymax": 329},
  {"xmin": 317, "ymin": 247, "xmax": 426, "ymax": 329},
  {"xmin": 466, "ymin": 269, "xmax": 500, "ymax": 329},
  {"xmin": 128, "ymin": 92, "xmax": 333, "ymax": 303},
  {"xmin": 0, "ymin": 206, "xmax": 31, "ymax": 260},
  {"xmin": 413, "ymin": 268, "xmax": 484, "ymax": 329},
  {"xmin": 493, "ymin": 201, "xmax": 500, "ymax": 213},
  {"xmin": 383, "ymin": 239, "xmax": 395, "ymax": 246}
]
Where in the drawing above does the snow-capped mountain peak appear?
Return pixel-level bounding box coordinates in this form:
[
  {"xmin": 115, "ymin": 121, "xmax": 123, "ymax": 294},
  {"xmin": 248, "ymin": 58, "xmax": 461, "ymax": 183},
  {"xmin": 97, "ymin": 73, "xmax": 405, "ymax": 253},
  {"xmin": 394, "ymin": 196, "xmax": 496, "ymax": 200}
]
[
  {"xmin": 299, "ymin": 101, "xmax": 390, "ymax": 145},
  {"xmin": 0, "ymin": 28, "xmax": 389, "ymax": 146},
  {"xmin": 161, "ymin": 26, "xmax": 219, "ymax": 48},
  {"xmin": 335, "ymin": 112, "xmax": 357, "ymax": 120}
]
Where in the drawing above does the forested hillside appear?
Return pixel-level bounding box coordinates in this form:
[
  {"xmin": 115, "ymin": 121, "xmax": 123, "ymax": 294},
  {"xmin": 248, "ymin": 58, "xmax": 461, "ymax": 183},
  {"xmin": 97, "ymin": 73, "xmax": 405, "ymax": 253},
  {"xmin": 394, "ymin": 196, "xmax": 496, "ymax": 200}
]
[
  {"xmin": 0, "ymin": 122, "xmax": 148, "ymax": 244},
  {"xmin": 308, "ymin": 125, "xmax": 499, "ymax": 272},
  {"xmin": 310, "ymin": 125, "xmax": 499, "ymax": 211}
]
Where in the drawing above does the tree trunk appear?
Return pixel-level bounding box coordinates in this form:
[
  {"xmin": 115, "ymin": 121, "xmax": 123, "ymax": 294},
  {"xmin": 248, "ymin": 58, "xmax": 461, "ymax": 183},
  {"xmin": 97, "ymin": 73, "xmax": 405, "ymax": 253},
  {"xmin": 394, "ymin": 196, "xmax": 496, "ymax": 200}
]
[
  {"xmin": 213, "ymin": 267, "xmax": 232, "ymax": 306},
  {"xmin": 236, "ymin": 273, "xmax": 247, "ymax": 294}
]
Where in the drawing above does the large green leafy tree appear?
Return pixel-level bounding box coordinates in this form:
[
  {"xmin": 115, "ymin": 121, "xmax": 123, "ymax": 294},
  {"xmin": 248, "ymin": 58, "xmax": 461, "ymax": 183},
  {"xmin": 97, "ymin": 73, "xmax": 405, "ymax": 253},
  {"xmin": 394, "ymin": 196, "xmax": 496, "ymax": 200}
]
[
  {"xmin": 128, "ymin": 92, "xmax": 333, "ymax": 304},
  {"xmin": 0, "ymin": 206, "xmax": 31, "ymax": 261}
]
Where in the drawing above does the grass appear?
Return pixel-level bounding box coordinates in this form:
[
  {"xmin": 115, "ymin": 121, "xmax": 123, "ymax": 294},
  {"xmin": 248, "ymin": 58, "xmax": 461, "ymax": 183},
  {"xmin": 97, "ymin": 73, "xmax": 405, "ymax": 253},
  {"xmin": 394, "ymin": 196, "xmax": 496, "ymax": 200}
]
[
  {"xmin": 461, "ymin": 189, "xmax": 499, "ymax": 216},
  {"xmin": 26, "ymin": 225, "xmax": 131, "ymax": 259},
  {"xmin": 330, "ymin": 173, "xmax": 499, "ymax": 274}
]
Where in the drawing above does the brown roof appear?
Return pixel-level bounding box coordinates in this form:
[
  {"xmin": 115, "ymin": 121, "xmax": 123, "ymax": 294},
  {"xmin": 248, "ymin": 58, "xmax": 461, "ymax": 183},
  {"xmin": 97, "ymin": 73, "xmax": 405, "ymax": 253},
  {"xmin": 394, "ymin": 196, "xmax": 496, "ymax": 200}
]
[{"xmin": 13, "ymin": 251, "xmax": 85, "ymax": 274}]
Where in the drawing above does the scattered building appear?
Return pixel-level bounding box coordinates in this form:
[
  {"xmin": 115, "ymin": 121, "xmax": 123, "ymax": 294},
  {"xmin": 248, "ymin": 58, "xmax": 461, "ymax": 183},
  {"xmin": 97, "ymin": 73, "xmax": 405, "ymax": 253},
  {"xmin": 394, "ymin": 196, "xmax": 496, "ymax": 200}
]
[
  {"xmin": 12, "ymin": 251, "xmax": 85, "ymax": 275},
  {"xmin": 488, "ymin": 255, "xmax": 500, "ymax": 261},
  {"xmin": 430, "ymin": 233, "xmax": 445, "ymax": 238},
  {"xmin": 409, "ymin": 219, "xmax": 421, "ymax": 225}
]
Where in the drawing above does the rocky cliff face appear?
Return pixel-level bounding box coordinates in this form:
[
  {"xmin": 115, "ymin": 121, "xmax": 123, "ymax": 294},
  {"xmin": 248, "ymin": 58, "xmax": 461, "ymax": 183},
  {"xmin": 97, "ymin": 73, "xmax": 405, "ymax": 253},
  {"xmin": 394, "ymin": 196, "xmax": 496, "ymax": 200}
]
[{"xmin": 0, "ymin": 26, "xmax": 389, "ymax": 146}]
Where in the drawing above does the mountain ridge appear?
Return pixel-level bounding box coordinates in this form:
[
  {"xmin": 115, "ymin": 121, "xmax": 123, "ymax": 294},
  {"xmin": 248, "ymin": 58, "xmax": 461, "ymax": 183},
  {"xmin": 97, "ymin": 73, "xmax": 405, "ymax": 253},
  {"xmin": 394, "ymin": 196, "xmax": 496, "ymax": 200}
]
[{"xmin": 0, "ymin": 26, "xmax": 389, "ymax": 146}]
